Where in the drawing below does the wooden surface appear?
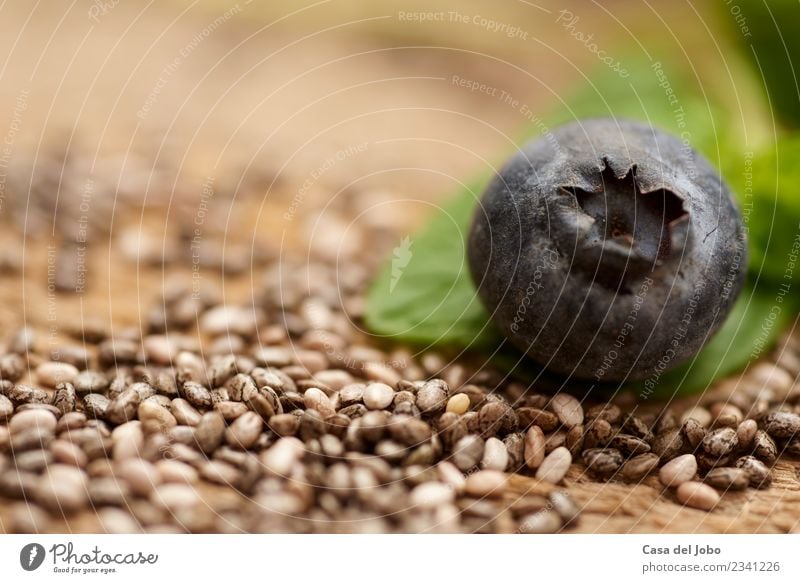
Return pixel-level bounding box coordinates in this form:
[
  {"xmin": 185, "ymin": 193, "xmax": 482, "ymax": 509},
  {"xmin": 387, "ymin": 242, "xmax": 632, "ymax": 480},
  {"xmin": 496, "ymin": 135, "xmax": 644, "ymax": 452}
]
[{"xmin": 1, "ymin": 0, "xmax": 799, "ymax": 533}]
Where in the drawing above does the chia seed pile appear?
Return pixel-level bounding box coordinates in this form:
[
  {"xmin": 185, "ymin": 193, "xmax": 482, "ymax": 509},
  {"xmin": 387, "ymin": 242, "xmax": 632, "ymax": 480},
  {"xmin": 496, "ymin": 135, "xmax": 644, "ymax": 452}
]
[{"xmin": 1, "ymin": 151, "xmax": 800, "ymax": 534}]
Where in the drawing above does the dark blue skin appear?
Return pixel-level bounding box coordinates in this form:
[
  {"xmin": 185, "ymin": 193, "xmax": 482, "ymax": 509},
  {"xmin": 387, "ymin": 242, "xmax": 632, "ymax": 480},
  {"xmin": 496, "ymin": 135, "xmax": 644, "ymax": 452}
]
[{"xmin": 468, "ymin": 118, "xmax": 747, "ymax": 383}]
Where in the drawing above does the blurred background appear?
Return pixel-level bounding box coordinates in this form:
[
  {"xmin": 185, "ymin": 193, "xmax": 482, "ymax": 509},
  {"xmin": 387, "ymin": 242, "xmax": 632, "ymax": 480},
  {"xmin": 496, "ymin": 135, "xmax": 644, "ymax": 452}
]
[{"xmin": 0, "ymin": 0, "xmax": 792, "ymax": 337}]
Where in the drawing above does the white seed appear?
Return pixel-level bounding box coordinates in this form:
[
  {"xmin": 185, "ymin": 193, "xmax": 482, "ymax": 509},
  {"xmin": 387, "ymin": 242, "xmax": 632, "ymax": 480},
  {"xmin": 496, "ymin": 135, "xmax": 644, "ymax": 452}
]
[
  {"xmin": 464, "ymin": 470, "xmax": 507, "ymax": 497},
  {"xmin": 150, "ymin": 483, "xmax": 200, "ymax": 512},
  {"xmin": 142, "ymin": 335, "xmax": 178, "ymax": 365},
  {"xmin": 518, "ymin": 510, "xmax": 563, "ymax": 534},
  {"xmin": 36, "ymin": 361, "xmax": 79, "ymax": 388},
  {"xmin": 410, "ymin": 481, "xmax": 455, "ymax": 509},
  {"xmin": 481, "ymin": 437, "xmax": 509, "ymax": 471},
  {"xmin": 225, "ymin": 411, "xmax": 262, "ymax": 449},
  {"xmin": 111, "ymin": 421, "xmax": 144, "ymax": 460},
  {"xmin": 303, "ymin": 388, "xmax": 335, "ymax": 418},
  {"xmin": 50, "ymin": 439, "xmax": 88, "ymax": 468},
  {"xmin": 34, "ymin": 465, "xmax": 88, "ymax": 511},
  {"xmin": 535, "ymin": 447, "xmax": 572, "ymax": 484},
  {"xmin": 200, "ymin": 305, "xmax": 258, "ymax": 337},
  {"xmin": 363, "ymin": 383, "xmax": 395, "ymax": 410},
  {"xmin": 549, "ymin": 393, "xmax": 584, "ymax": 428},
  {"xmin": 261, "ymin": 437, "xmax": 305, "ymax": 476},
  {"xmin": 676, "ymin": 481, "xmax": 720, "ymax": 511},
  {"xmin": 748, "ymin": 362, "xmax": 793, "ymax": 396},
  {"xmin": 98, "ymin": 507, "xmax": 142, "ymax": 534},
  {"xmin": 446, "ymin": 393, "xmax": 470, "ymax": 415},
  {"xmin": 155, "ymin": 460, "xmax": 199, "ymax": 483},
  {"xmin": 659, "ymin": 454, "xmax": 698, "ymax": 487},
  {"xmin": 681, "ymin": 406, "xmax": 712, "ymax": 428},
  {"xmin": 436, "ymin": 461, "xmax": 466, "ymax": 494},
  {"xmin": 116, "ymin": 458, "xmax": 161, "ymax": 496},
  {"xmin": 9, "ymin": 409, "xmax": 57, "ymax": 435}
]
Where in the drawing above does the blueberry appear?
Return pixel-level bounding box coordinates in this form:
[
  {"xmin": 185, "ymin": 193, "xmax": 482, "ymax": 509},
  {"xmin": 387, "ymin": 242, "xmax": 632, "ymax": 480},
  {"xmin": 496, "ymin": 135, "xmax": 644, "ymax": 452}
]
[{"xmin": 467, "ymin": 118, "xmax": 747, "ymax": 382}]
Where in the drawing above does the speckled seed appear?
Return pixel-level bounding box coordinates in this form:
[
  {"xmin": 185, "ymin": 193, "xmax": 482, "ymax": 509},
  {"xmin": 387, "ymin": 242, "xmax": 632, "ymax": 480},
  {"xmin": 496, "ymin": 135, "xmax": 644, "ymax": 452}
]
[
  {"xmin": 536, "ymin": 447, "xmax": 572, "ymax": 484},
  {"xmin": 763, "ymin": 411, "xmax": 800, "ymax": 439},
  {"xmin": 8, "ymin": 409, "xmax": 57, "ymax": 434},
  {"xmin": 582, "ymin": 448, "xmax": 623, "ymax": 479},
  {"xmin": 106, "ymin": 389, "xmax": 141, "ymax": 425},
  {"xmin": 736, "ymin": 419, "xmax": 758, "ymax": 450},
  {"xmin": 524, "ymin": 426, "xmax": 546, "ymax": 469},
  {"xmin": 676, "ymin": 481, "xmax": 719, "ymax": 511},
  {"xmin": 620, "ymin": 453, "xmax": 660, "ymax": 481},
  {"xmin": 651, "ymin": 427, "xmax": 684, "ymax": 461},
  {"xmin": 52, "ymin": 383, "xmax": 77, "ymax": 415},
  {"xmin": 517, "ymin": 407, "xmax": 559, "ymax": 431},
  {"xmin": 752, "ymin": 430, "xmax": 778, "ymax": 463},
  {"xmin": 682, "ymin": 418, "xmax": 706, "ymax": 449},
  {"xmin": 7, "ymin": 384, "xmax": 51, "ymax": 405},
  {"xmin": 583, "ymin": 418, "xmax": 612, "ymax": 449},
  {"xmin": 704, "ymin": 467, "xmax": 749, "ymax": 491},
  {"xmin": 702, "ymin": 427, "xmax": 738, "ymax": 457},
  {"xmin": 518, "ymin": 510, "xmax": 563, "ymax": 534},
  {"xmin": 416, "ymin": 380, "xmax": 448, "ymax": 415},
  {"xmin": 464, "ymin": 470, "xmax": 507, "ymax": 497},
  {"xmin": 735, "ymin": 455, "xmax": 772, "ymax": 488},
  {"xmin": 304, "ymin": 388, "xmax": 335, "ymax": 418},
  {"xmin": 548, "ymin": 393, "xmax": 583, "ymax": 428},
  {"xmin": 410, "ymin": 481, "xmax": 455, "ymax": 509},
  {"xmin": 446, "ymin": 393, "xmax": 470, "ymax": 415},
  {"xmin": 179, "ymin": 381, "xmax": 212, "ymax": 408},
  {"xmin": 659, "ymin": 454, "xmax": 698, "ymax": 487},
  {"xmin": 585, "ymin": 403, "xmax": 622, "ymax": 424},
  {"xmin": 481, "ymin": 437, "xmax": 509, "ymax": 471},
  {"xmin": 36, "ymin": 361, "xmax": 79, "ymax": 388},
  {"xmin": 225, "ymin": 411, "xmax": 263, "ymax": 449},
  {"xmin": 609, "ymin": 434, "xmax": 651, "ymax": 456},
  {"xmin": 363, "ymin": 383, "xmax": 395, "ymax": 410},
  {"xmin": 452, "ymin": 434, "xmax": 485, "ymax": 471}
]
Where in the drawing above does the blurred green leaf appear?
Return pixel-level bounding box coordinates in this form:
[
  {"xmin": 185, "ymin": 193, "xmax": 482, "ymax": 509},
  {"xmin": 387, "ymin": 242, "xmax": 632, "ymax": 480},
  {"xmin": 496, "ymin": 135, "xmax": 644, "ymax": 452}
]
[
  {"xmin": 722, "ymin": 0, "xmax": 800, "ymax": 129},
  {"xmin": 365, "ymin": 177, "xmax": 499, "ymax": 349},
  {"xmin": 724, "ymin": 136, "xmax": 800, "ymax": 285},
  {"xmin": 640, "ymin": 286, "xmax": 795, "ymax": 399}
]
